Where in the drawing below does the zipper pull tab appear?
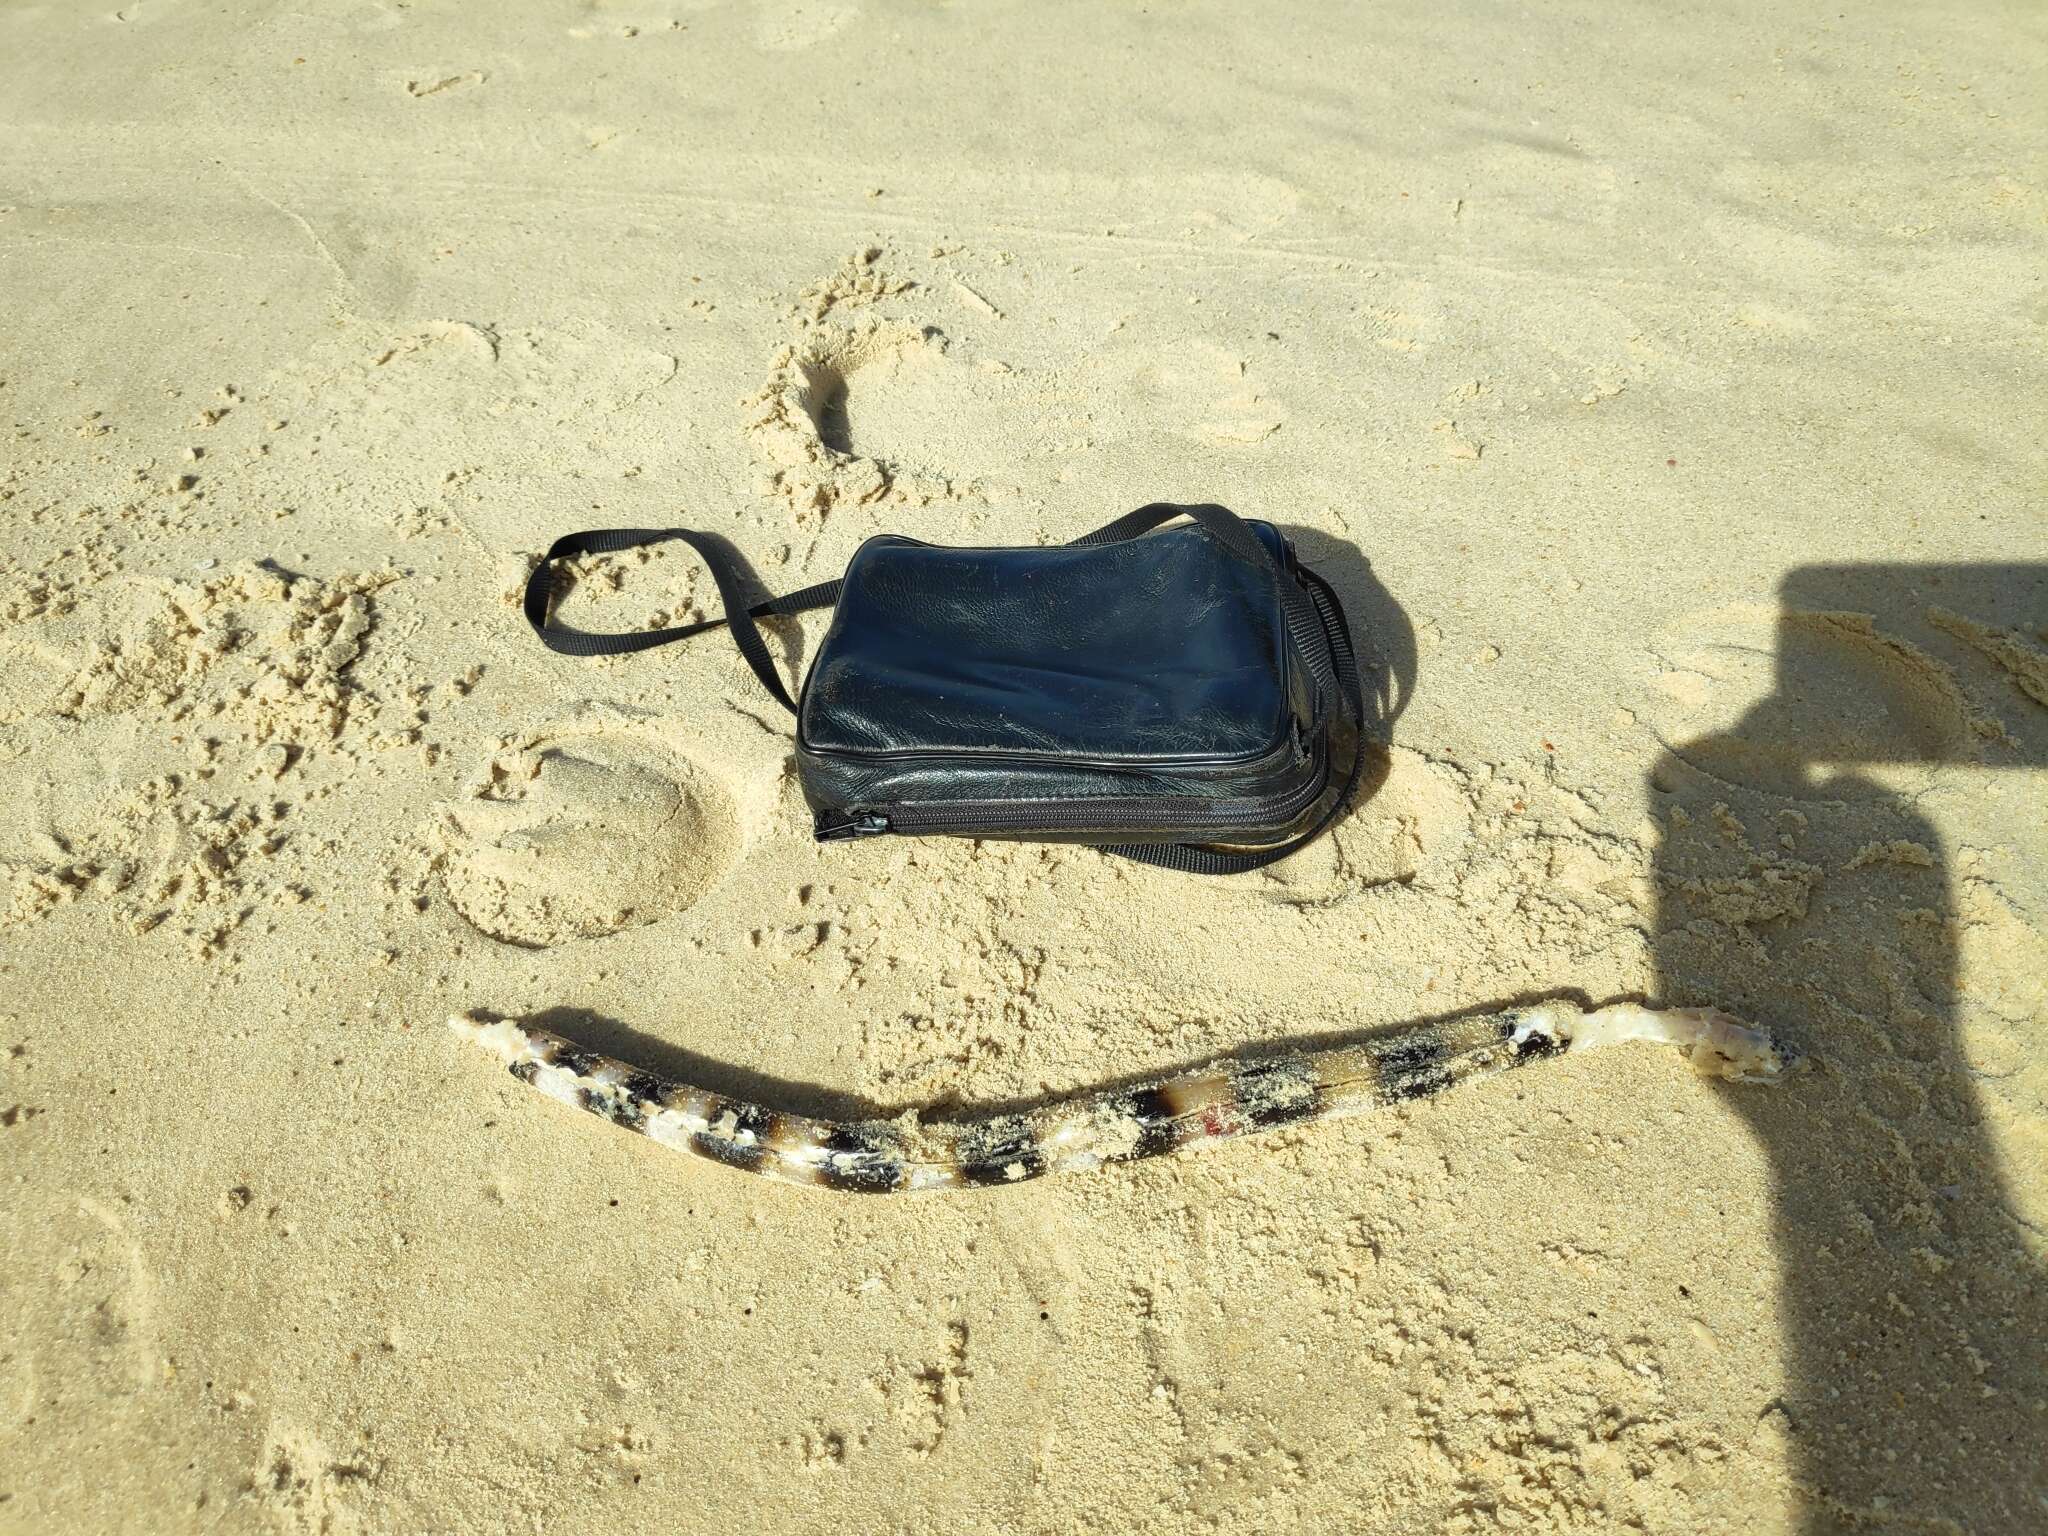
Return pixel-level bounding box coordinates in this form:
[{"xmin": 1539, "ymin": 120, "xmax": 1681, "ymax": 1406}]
[{"xmin": 815, "ymin": 809, "xmax": 891, "ymax": 843}]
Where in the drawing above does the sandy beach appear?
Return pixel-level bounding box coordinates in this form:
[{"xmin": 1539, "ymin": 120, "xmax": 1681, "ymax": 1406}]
[{"xmin": 3, "ymin": 2, "xmax": 2045, "ymax": 1531}]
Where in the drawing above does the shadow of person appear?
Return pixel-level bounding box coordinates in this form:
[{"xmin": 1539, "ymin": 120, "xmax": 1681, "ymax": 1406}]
[{"xmin": 1648, "ymin": 564, "xmax": 2048, "ymax": 1533}]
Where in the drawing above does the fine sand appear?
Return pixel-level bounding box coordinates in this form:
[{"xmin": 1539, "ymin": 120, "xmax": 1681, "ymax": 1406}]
[{"xmin": 3, "ymin": 3, "xmax": 2045, "ymax": 1532}]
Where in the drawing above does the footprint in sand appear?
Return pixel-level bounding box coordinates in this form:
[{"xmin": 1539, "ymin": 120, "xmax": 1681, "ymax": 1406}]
[
  {"xmin": 0, "ymin": 582, "xmax": 188, "ymax": 725},
  {"xmin": 744, "ymin": 248, "xmax": 1049, "ymax": 522},
  {"xmin": 1643, "ymin": 604, "xmax": 2003, "ymax": 797},
  {"xmin": 745, "ymin": 318, "xmax": 986, "ymax": 518},
  {"xmin": 439, "ymin": 731, "xmax": 738, "ymax": 947}
]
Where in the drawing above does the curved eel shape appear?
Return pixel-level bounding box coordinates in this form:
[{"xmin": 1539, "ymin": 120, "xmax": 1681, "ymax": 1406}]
[{"xmin": 449, "ymin": 1001, "xmax": 1788, "ymax": 1195}]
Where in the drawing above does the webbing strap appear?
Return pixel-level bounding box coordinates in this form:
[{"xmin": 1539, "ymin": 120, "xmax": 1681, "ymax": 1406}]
[
  {"xmin": 522, "ymin": 527, "xmax": 840, "ymax": 713},
  {"xmin": 521, "ymin": 506, "xmax": 1258, "ymax": 713},
  {"xmin": 1071, "ymin": 500, "xmax": 1272, "ymax": 563}
]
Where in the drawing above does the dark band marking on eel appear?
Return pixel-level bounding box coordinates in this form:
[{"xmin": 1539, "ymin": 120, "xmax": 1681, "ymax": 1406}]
[
  {"xmin": 584, "ymin": 1085, "xmax": 645, "ymax": 1130},
  {"xmin": 1235, "ymin": 1058, "xmax": 1325, "ymax": 1130},
  {"xmin": 957, "ymin": 1115, "xmax": 1049, "ymax": 1186},
  {"xmin": 1121, "ymin": 1084, "xmax": 1191, "ymax": 1160},
  {"xmin": 1504, "ymin": 1012, "xmax": 1564, "ymax": 1062},
  {"xmin": 1375, "ymin": 1028, "xmax": 1453, "ymax": 1102},
  {"xmin": 813, "ymin": 1125, "xmax": 909, "ymax": 1194},
  {"xmin": 623, "ymin": 1070, "xmax": 667, "ymax": 1102}
]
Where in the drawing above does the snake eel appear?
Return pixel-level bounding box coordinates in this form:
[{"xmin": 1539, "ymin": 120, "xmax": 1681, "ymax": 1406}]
[{"xmin": 449, "ymin": 1001, "xmax": 1790, "ymax": 1195}]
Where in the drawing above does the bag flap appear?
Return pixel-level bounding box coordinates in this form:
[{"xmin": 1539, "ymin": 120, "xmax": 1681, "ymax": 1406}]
[{"xmin": 797, "ymin": 521, "xmax": 1298, "ymax": 763}]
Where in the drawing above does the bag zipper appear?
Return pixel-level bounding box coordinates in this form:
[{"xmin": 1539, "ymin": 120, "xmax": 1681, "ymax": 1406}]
[
  {"xmin": 799, "ymin": 732, "xmax": 1299, "ymax": 773},
  {"xmin": 814, "ymin": 747, "xmax": 1329, "ymax": 844},
  {"xmin": 816, "ymin": 811, "xmax": 894, "ymax": 841}
]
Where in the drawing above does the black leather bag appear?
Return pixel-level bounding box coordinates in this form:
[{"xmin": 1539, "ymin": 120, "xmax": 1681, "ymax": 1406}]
[{"xmin": 524, "ymin": 503, "xmax": 1362, "ymax": 874}]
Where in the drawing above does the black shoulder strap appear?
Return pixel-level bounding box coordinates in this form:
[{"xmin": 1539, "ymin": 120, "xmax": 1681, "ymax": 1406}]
[
  {"xmin": 1072, "ymin": 500, "xmax": 1273, "ymax": 562},
  {"xmin": 522, "ymin": 527, "xmax": 839, "ymax": 714},
  {"xmin": 519, "ymin": 508, "xmax": 1238, "ymax": 710}
]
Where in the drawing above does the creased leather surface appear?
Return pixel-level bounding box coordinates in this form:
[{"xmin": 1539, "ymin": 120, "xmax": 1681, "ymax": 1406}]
[
  {"xmin": 794, "ymin": 519, "xmax": 1338, "ymax": 839},
  {"xmin": 800, "ymin": 522, "xmax": 1300, "ymax": 760}
]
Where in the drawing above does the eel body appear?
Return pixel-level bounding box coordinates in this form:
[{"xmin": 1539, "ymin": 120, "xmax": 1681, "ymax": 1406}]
[{"xmin": 449, "ymin": 1002, "xmax": 1788, "ymax": 1195}]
